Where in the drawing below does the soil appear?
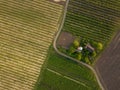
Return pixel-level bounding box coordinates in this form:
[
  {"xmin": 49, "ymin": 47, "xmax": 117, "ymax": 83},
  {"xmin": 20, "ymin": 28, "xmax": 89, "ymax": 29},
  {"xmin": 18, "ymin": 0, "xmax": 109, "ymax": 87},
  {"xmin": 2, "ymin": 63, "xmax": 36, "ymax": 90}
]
[
  {"xmin": 47, "ymin": 0, "xmax": 66, "ymax": 6},
  {"xmin": 57, "ymin": 32, "xmax": 75, "ymax": 49},
  {"xmin": 95, "ymin": 30, "xmax": 120, "ymax": 90}
]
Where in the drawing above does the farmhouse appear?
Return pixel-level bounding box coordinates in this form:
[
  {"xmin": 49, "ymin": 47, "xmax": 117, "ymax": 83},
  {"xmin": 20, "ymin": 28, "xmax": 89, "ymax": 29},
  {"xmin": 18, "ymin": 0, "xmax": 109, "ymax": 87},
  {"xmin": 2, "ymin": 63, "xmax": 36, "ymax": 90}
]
[{"xmin": 85, "ymin": 43, "xmax": 95, "ymax": 52}]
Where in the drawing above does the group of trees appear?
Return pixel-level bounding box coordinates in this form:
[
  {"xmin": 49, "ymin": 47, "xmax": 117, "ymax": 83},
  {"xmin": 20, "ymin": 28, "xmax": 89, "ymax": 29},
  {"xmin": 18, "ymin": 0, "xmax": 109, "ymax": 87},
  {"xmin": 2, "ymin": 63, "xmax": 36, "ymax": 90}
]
[
  {"xmin": 91, "ymin": 41, "xmax": 103, "ymax": 51},
  {"xmin": 67, "ymin": 38, "xmax": 103, "ymax": 64}
]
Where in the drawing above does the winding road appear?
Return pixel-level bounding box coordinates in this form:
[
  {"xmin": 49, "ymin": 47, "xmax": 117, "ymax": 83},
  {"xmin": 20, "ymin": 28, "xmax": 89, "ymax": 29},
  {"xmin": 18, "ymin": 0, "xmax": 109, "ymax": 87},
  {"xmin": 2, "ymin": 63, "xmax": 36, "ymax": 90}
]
[{"xmin": 53, "ymin": 0, "xmax": 105, "ymax": 90}]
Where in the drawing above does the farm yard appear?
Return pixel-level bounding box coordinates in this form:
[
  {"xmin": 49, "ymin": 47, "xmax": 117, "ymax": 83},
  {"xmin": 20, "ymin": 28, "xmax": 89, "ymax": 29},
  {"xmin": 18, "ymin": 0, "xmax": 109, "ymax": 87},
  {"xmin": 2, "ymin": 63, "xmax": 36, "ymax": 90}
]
[
  {"xmin": 37, "ymin": 47, "xmax": 101, "ymax": 90},
  {"xmin": 0, "ymin": 0, "xmax": 63, "ymax": 90},
  {"xmin": 95, "ymin": 30, "xmax": 120, "ymax": 90}
]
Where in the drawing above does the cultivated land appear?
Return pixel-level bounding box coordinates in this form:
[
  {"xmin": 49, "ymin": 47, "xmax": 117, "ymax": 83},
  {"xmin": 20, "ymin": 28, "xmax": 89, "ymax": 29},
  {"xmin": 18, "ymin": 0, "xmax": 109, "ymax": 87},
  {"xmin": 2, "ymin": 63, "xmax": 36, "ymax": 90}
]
[
  {"xmin": 62, "ymin": 0, "xmax": 120, "ymax": 44},
  {"xmin": 0, "ymin": 0, "xmax": 63, "ymax": 90},
  {"xmin": 95, "ymin": 30, "xmax": 120, "ymax": 90},
  {"xmin": 59, "ymin": 0, "xmax": 120, "ymax": 90},
  {"xmin": 37, "ymin": 47, "xmax": 101, "ymax": 90}
]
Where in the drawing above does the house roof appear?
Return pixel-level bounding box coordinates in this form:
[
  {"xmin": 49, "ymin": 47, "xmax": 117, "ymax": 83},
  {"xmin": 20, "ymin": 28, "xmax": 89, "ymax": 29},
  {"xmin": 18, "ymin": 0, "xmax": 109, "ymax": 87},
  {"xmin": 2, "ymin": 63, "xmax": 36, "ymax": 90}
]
[{"xmin": 85, "ymin": 43, "xmax": 94, "ymax": 52}]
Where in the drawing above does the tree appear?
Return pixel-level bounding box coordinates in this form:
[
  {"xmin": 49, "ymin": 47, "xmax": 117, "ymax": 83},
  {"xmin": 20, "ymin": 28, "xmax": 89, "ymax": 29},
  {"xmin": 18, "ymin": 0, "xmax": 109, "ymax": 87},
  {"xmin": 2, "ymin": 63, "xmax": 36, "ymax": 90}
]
[
  {"xmin": 84, "ymin": 57, "xmax": 90, "ymax": 64},
  {"xmin": 68, "ymin": 46, "xmax": 76, "ymax": 55},
  {"xmin": 91, "ymin": 41, "xmax": 103, "ymax": 51},
  {"xmin": 96, "ymin": 42, "xmax": 103, "ymax": 51},
  {"xmin": 73, "ymin": 39, "xmax": 79, "ymax": 48},
  {"xmin": 91, "ymin": 51, "xmax": 97, "ymax": 58},
  {"xmin": 77, "ymin": 53, "xmax": 82, "ymax": 60}
]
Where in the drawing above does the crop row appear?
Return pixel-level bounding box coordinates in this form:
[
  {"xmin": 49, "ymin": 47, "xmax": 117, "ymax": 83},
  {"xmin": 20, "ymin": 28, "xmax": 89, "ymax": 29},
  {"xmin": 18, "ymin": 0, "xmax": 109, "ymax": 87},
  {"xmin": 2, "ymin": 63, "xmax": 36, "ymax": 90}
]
[
  {"xmin": 68, "ymin": 0, "xmax": 119, "ymax": 26},
  {"xmin": 68, "ymin": 5, "xmax": 117, "ymax": 24},
  {"xmin": 0, "ymin": 65, "xmax": 37, "ymax": 90},
  {"xmin": 0, "ymin": 6, "xmax": 59, "ymax": 27},
  {"xmin": 63, "ymin": 0, "xmax": 119, "ymax": 43},
  {"xmin": 0, "ymin": 16, "xmax": 56, "ymax": 34},
  {"xmin": 0, "ymin": 40, "xmax": 47, "ymax": 64},
  {"xmin": 0, "ymin": 0, "xmax": 63, "ymax": 90},
  {"xmin": 0, "ymin": 25, "xmax": 53, "ymax": 45},
  {"xmin": 65, "ymin": 13, "xmax": 114, "ymax": 36},
  {"xmin": 64, "ymin": 21, "xmax": 112, "ymax": 42},
  {"xmin": 69, "ymin": 0, "xmax": 120, "ymax": 17},
  {"xmin": 85, "ymin": 0, "xmax": 120, "ymax": 11},
  {"xmin": 0, "ymin": 0, "xmax": 63, "ymax": 24},
  {"xmin": 66, "ymin": 12, "xmax": 114, "ymax": 33},
  {"xmin": 1, "ymin": 0, "xmax": 62, "ymax": 19},
  {"xmin": 1, "ymin": 0, "xmax": 63, "ymax": 11}
]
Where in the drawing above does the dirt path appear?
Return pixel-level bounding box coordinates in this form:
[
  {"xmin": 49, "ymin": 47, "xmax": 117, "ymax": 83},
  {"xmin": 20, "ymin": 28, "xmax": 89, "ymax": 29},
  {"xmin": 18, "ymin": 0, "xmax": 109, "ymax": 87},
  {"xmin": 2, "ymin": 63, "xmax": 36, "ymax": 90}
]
[{"xmin": 95, "ymin": 30, "xmax": 120, "ymax": 90}]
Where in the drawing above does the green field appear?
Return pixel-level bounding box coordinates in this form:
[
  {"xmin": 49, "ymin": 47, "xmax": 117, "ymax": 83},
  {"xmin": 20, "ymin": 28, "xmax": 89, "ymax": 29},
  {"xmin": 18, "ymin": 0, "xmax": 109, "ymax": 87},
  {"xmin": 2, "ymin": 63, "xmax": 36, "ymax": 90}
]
[
  {"xmin": 37, "ymin": 47, "xmax": 100, "ymax": 90},
  {"xmin": 63, "ymin": 0, "xmax": 120, "ymax": 44},
  {"xmin": 0, "ymin": 0, "xmax": 63, "ymax": 90},
  {"xmin": 37, "ymin": 70, "xmax": 88, "ymax": 90}
]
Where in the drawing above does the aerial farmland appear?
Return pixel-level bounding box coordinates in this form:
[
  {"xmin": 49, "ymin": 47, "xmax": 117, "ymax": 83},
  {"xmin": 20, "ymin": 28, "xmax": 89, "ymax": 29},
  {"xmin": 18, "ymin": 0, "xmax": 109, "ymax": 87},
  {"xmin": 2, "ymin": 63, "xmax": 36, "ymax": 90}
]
[
  {"xmin": 0, "ymin": 0, "xmax": 63, "ymax": 90},
  {"xmin": 0, "ymin": 0, "xmax": 120, "ymax": 90}
]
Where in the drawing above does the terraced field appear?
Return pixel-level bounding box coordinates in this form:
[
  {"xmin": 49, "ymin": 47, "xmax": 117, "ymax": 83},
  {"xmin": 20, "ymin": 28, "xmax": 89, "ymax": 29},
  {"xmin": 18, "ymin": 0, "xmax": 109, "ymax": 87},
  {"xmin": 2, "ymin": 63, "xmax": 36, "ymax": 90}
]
[
  {"xmin": 0, "ymin": 0, "xmax": 63, "ymax": 90},
  {"xmin": 63, "ymin": 0, "xmax": 120, "ymax": 43}
]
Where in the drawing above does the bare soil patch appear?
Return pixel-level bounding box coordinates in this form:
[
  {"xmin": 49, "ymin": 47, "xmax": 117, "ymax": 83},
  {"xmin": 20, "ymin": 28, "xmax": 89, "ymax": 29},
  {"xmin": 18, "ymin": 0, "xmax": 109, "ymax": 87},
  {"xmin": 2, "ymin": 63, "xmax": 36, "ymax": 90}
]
[
  {"xmin": 47, "ymin": 0, "xmax": 66, "ymax": 6},
  {"xmin": 95, "ymin": 30, "xmax": 120, "ymax": 90},
  {"xmin": 57, "ymin": 32, "xmax": 75, "ymax": 49}
]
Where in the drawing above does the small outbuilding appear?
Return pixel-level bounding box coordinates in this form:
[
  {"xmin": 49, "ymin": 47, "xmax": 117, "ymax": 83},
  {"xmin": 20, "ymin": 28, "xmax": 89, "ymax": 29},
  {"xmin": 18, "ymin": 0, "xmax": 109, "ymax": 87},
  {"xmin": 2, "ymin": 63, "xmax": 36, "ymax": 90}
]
[
  {"xmin": 77, "ymin": 46, "xmax": 83, "ymax": 52},
  {"xmin": 85, "ymin": 43, "xmax": 95, "ymax": 52}
]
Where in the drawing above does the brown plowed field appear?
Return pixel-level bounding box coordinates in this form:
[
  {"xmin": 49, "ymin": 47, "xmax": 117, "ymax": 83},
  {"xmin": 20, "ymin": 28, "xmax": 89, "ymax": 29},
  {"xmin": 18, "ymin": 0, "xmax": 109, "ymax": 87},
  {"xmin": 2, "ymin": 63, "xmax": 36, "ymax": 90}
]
[{"xmin": 95, "ymin": 30, "xmax": 120, "ymax": 90}]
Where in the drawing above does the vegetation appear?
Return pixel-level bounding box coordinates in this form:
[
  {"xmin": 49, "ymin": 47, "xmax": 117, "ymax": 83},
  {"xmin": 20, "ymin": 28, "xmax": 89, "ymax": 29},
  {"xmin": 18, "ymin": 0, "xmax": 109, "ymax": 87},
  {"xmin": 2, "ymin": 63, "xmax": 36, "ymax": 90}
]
[
  {"xmin": 73, "ymin": 39, "xmax": 80, "ymax": 47},
  {"xmin": 59, "ymin": 37, "xmax": 103, "ymax": 64},
  {"xmin": 0, "ymin": 0, "xmax": 63, "ymax": 90},
  {"xmin": 68, "ymin": 46, "xmax": 76, "ymax": 55},
  {"xmin": 97, "ymin": 43, "xmax": 103, "ymax": 51},
  {"xmin": 37, "ymin": 69, "xmax": 89, "ymax": 90},
  {"xmin": 91, "ymin": 51, "xmax": 97, "ymax": 58},
  {"xmin": 36, "ymin": 0, "xmax": 120, "ymax": 89},
  {"xmin": 60, "ymin": 0, "xmax": 120, "ymax": 64},
  {"xmin": 36, "ymin": 47, "xmax": 101, "ymax": 90},
  {"xmin": 63, "ymin": 0, "xmax": 120, "ymax": 44},
  {"xmin": 77, "ymin": 53, "xmax": 82, "ymax": 60}
]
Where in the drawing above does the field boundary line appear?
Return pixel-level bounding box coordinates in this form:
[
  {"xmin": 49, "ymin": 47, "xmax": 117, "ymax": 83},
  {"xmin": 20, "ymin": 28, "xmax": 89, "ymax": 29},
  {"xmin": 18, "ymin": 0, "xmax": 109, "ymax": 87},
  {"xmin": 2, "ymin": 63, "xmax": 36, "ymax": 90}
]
[
  {"xmin": 47, "ymin": 68, "xmax": 88, "ymax": 87},
  {"xmin": 53, "ymin": 0, "xmax": 105, "ymax": 90}
]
